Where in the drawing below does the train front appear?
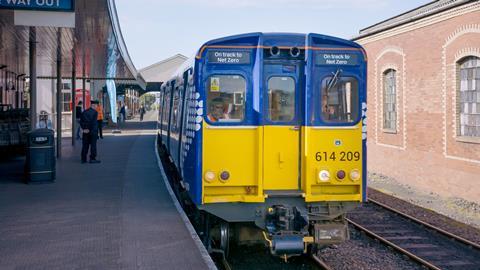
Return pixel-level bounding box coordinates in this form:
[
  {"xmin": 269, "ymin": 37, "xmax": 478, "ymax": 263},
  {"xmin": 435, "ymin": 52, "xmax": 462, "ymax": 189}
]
[{"xmin": 195, "ymin": 33, "xmax": 367, "ymax": 258}]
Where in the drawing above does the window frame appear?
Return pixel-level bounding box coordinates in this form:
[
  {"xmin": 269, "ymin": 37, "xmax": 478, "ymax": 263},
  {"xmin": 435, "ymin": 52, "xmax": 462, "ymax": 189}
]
[
  {"xmin": 60, "ymin": 88, "xmax": 72, "ymax": 113},
  {"xmin": 456, "ymin": 56, "xmax": 480, "ymax": 142},
  {"xmin": 265, "ymin": 75, "xmax": 297, "ymax": 124},
  {"xmin": 204, "ymin": 73, "xmax": 247, "ymax": 125},
  {"xmin": 382, "ymin": 69, "xmax": 397, "ymax": 133},
  {"xmin": 318, "ymin": 74, "xmax": 361, "ymax": 126}
]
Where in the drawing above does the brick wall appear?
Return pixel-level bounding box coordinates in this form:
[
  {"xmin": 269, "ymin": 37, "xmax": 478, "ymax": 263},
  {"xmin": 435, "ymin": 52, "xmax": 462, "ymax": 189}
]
[{"xmin": 356, "ymin": 5, "xmax": 480, "ymax": 203}]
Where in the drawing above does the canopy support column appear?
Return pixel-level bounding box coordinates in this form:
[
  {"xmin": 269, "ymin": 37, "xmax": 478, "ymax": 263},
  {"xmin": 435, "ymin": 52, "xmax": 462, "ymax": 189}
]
[
  {"xmin": 56, "ymin": 28, "xmax": 63, "ymax": 158},
  {"xmin": 29, "ymin": 27, "xmax": 37, "ymax": 130},
  {"xmin": 71, "ymin": 49, "xmax": 76, "ymax": 146}
]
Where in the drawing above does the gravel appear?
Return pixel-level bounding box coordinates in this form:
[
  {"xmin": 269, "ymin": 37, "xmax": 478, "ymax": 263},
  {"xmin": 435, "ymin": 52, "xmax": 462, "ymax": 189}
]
[
  {"xmin": 224, "ymin": 243, "xmax": 317, "ymax": 270},
  {"xmin": 225, "ymin": 230, "xmax": 422, "ymax": 270},
  {"xmin": 367, "ymin": 187, "xmax": 480, "ymax": 245},
  {"xmin": 317, "ymin": 226, "xmax": 422, "ymax": 270},
  {"xmin": 368, "ymin": 172, "xmax": 480, "ymax": 230}
]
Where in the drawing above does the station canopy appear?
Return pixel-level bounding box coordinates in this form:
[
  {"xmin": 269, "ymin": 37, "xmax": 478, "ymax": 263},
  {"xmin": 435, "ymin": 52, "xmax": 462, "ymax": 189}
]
[{"xmin": 0, "ymin": 0, "xmax": 145, "ymax": 88}]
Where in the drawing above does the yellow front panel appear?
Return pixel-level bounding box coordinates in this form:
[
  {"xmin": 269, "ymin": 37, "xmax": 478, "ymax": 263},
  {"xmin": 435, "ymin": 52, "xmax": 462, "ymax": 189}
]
[
  {"xmin": 302, "ymin": 123, "xmax": 363, "ymax": 202},
  {"xmin": 263, "ymin": 126, "xmax": 299, "ymax": 190},
  {"xmin": 202, "ymin": 124, "xmax": 264, "ymax": 203}
]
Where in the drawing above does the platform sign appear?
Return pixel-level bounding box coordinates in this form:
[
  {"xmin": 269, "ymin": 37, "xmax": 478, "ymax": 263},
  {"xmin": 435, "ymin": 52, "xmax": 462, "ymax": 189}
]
[
  {"xmin": 207, "ymin": 50, "xmax": 251, "ymax": 64},
  {"xmin": 0, "ymin": 0, "xmax": 74, "ymax": 12},
  {"xmin": 316, "ymin": 53, "xmax": 358, "ymax": 66}
]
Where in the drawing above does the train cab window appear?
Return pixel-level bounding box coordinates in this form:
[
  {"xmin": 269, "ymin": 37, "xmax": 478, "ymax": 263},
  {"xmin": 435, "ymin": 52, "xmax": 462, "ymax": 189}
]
[
  {"xmin": 267, "ymin": 76, "xmax": 295, "ymax": 121},
  {"xmin": 320, "ymin": 76, "xmax": 359, "ymax": 123},
  {"xmin": 206, "ymin": 75, "xmax": 246, "ymax": 123}
]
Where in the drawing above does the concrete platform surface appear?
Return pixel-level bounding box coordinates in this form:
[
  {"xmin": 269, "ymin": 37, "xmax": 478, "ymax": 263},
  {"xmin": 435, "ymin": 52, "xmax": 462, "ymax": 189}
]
[{"xmin": 0, "ymin": 112, "xmax": 212, "ymax": 270}]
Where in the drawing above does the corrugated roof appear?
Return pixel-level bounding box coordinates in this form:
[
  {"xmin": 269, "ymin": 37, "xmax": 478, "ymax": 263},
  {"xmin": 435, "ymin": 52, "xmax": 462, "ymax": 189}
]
[{"xmin": 354, "ymin": 0, "xmax": 475, "ymax": 40}]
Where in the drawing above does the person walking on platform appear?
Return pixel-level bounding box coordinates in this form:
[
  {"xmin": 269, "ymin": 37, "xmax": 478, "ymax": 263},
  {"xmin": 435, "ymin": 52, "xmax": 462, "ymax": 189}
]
[
  {"xmin": 119, "ymin": 104, "xmax": 126, "ymax": 123},
  {"xmin": 140, "ymin": 105, "xmax": 145, "ymax": 121},
  {"xmin": 95, "ymin": 101, "xmax": 104, "ymax": 139},
  {"xmin": 75, "ymin": 101, "xmax": 83, "ymax": 140},
  {"xmin": 80, "ymin": 100, "xmax": 100, "ymax": 164}
]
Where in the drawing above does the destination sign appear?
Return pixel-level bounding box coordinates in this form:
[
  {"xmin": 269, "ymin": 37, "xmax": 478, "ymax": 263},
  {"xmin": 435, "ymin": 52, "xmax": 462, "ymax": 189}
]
[
  {"xmin": 0, "ymin": 0, "xmax": 74, "ymax": 12},
  {"xmin": 317, "ymin": 53, "xmax": 359, "ymax": 66},
  {"xmin": 207, "ymin": 50, "xmax": 251, "ymax": 64}
]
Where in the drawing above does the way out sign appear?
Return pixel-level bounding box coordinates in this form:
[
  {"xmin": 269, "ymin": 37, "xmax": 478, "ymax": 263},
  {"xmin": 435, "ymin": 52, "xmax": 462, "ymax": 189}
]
[{"xmin": 0, "ymin": 0, "xmax": 74, "ymax": 12}]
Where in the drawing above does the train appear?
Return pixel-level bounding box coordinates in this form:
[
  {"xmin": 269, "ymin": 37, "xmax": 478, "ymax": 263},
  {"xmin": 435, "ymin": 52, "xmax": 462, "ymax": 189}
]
[{"xmin": 157, "ymin": 32, "xmax": 367, "ymax": 259}]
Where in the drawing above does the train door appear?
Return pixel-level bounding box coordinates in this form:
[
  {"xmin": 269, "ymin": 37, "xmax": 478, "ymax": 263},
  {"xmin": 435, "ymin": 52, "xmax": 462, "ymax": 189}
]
[{"xmin": 263, "ymin": 61, "xmax": 303, "ymax": 190}]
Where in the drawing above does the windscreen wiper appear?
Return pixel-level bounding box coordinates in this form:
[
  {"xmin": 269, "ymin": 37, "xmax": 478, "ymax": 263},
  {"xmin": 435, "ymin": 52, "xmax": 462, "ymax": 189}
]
[{"xmin": 326, "ymin": 68, "xmax": 343, "ymax": 91}]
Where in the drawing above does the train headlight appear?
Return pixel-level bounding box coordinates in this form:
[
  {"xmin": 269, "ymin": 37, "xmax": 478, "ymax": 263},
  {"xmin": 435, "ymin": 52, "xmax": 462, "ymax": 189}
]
[
  {"xmin": 204, "ymin": 171, "xmax": 216, "ymax": 182},
  {"xmin": 350, "ymin": 169, "xmax": 361, "ymax": 181},
  {"xmin": 318, "ymin": 170, "xmax": 330, "ymax": 182},
  {"xmin": 336, "ymin": 170, "xmax": 346, "ymax": 181},
  {"xmin": 219, "ymin": 171, "xmax": 230, "ymax": 182}
]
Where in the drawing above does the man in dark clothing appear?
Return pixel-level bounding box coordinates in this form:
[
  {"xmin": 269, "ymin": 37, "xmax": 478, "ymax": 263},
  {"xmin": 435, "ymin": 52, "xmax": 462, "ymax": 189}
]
[
  {"xmin": 80, "ymin": 101, "xmax": 100, "ymax": 164},
  {"xmin": 119, "ymin": 104, "xmax": 126, "ymax": 123},
  {"xmin": 139, "ymin": 105, "xmax": 145, "ymax": 121}
]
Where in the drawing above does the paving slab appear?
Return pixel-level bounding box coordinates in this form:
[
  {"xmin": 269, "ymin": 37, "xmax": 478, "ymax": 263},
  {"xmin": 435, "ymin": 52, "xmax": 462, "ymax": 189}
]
[{"xmin": 0, "ymin": 113, "xmax": 212, "ymax": 270}]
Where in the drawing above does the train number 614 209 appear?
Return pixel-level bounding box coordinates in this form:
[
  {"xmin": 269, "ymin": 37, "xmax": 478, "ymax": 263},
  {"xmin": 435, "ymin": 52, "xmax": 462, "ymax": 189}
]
[{"xmin": 315, "ymin": 151, "xmax": 360, "ymax": 162}]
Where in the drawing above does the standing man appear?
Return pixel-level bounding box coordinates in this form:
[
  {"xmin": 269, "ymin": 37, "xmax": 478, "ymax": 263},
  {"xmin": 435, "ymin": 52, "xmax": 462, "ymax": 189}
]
[
  {"xmin": 139, "ymin": 104, "xmax": 145, "ymax": 121},
  {"xmin": 119, "ymin": 103, "xmax": 126, "ymax": 123},
  {"xmin": 80, "ymin": 100, "xmax": 100, "ymax": 164},
  {"xmin": 95, "ymin": 100, "xmax": 104, "ymax": 139}
]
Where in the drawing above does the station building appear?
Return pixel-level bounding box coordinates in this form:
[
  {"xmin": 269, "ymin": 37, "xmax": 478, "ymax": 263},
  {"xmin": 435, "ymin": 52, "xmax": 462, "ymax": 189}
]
[
  {"xmin": 0, "ymin": 0, "xmax": 145, "ymax": 154},
  {"xmin": 353, "ymin": 0, "xmax": 480, "ymax": 202}
]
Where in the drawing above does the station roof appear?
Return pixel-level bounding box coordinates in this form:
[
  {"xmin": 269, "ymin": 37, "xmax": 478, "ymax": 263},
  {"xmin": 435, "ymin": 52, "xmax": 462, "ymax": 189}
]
[
  {"xmin": 353, "ymin": 0, "xmax": 475, "ymax": 40},
  {"xmin": 0, "ymin": 0, "xmax": 145, "ymax": 89},
  {"xmin": 139, "ymin": 54, "xmax": 188, "ymax": 83}
]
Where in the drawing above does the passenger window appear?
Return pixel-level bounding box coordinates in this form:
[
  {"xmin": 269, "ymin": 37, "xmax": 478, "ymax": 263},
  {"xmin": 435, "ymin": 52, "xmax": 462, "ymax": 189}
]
[
  {"xmin": 206, "ymin": 75, "xmax": 246, "ymax": 122},
  {"xmin": 268, "ymin": 76, "xmax": 295, "ymax": 121},
  {"xmin": 320, "ymin": 77, "xmax": 359, "ymax": 123}
]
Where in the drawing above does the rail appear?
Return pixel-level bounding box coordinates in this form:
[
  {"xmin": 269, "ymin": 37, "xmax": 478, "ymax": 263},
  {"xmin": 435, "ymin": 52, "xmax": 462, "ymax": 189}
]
[
  {"xmin": 347, "ymin": 198, "xmax": 480, "ymax": 270},
  {"xmin": 311, "ymin": 254, "xmax": 333, "ymax": 270}
]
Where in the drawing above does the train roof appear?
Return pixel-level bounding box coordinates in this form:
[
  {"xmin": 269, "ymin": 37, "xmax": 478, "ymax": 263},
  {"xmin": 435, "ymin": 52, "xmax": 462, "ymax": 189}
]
[
  {"xmin": 196, "ymin": 32, "xmax": 363, "ymax": 58},
  {"xmin": 166, "ymin": 32, "xmax": 365, "ymax": 83}
]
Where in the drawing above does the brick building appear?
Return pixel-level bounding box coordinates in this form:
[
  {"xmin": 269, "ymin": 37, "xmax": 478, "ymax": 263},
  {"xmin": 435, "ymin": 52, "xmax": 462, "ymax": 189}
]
[{"xmin": 353, "ymin": 0, "xmax": 480, "ymax": 203}]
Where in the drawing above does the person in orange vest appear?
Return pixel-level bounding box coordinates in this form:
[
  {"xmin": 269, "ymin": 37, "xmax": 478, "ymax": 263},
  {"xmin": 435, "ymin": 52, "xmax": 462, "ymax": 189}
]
[
  {"xmin": 207, "ymin": 97, "xmax": 229, "ymax": 122},
  {"xmin": 94, "ymin": 100, "xmax": 104, "ymax": 139}
]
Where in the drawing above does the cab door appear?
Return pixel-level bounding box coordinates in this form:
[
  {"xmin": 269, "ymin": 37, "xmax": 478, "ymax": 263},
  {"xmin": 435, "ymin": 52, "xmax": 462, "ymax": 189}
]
[{"xmin": 263, "ymin": 62, "xmax": 303, "ymax": 190}]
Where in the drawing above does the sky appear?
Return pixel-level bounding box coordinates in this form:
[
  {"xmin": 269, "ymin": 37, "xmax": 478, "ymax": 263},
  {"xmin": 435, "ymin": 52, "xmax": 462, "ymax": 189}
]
[{"xmin": 116, "ymin": 0, "xmax": 431, "ymax": 70}]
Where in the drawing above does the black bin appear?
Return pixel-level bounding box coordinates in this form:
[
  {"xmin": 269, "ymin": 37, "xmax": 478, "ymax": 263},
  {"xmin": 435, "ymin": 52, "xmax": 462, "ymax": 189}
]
[{"xmin": 25, "ymin": 128, "xmax": 55, "ymax": 183}]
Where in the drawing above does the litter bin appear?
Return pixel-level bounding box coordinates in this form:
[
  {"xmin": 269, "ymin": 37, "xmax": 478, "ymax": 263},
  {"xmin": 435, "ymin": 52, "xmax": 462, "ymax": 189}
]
[{"xmin": 25, "ymin": 128, "xmax": 55, "ymax": 183}]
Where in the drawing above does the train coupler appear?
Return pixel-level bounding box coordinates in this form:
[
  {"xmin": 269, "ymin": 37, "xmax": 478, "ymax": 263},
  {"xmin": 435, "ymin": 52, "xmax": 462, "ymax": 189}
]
[{"xmin": 262, "ymin": 231, "xmax": 314, "ymax": 260}]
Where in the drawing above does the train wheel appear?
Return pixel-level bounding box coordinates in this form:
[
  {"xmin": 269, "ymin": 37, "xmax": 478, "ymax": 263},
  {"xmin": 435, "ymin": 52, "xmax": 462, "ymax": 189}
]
[{"xmin": 219, "ymin": 221, "xmax": 230, "ymax": 258}]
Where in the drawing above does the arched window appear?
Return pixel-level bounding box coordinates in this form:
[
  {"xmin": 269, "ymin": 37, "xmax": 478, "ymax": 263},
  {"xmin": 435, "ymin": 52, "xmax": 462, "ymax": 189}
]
[
  {"xmin": 383, "ymin": 69, "xmax": 397, "ymax": 131},
  {"xmin": 458, "ymin": 56, "xmax": 480, "ymax": 138}
]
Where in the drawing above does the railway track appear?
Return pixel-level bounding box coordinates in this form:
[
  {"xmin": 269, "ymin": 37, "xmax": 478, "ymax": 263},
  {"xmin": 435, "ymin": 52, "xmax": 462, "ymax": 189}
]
[
  {"xmin": 214, "ymin": 247, "xmax": 332, "ymax": 270},
  {"xmin": 347, "ymin": 199, "xmax": 480, "ymax": 270},
  {"xmin": 311, "ymin": 254, "xmax": 333, "ymax": 270}
]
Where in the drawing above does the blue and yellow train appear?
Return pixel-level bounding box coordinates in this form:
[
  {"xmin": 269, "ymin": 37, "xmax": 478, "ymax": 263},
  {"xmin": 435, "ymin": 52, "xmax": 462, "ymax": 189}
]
[{"xmin": 157, "ymin": 32, "xmax": 367, "ymax": 258}]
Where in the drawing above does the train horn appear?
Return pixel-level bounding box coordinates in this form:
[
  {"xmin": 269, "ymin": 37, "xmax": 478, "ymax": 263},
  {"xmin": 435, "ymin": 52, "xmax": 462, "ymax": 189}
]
[
  {"xmin": 290, "ymin": 47, "xmax": 300, "ymax": 57},
  {"xmin": 270, "ymin": 46, "xmax": 280, "ymax": 56}
]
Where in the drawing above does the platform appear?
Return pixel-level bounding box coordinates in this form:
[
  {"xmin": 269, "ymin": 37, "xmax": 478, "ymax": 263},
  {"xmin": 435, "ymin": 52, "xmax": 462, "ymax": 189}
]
[{"xmin": 0, "ymin": 112, "xmax": 213, "ymax": 270}]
